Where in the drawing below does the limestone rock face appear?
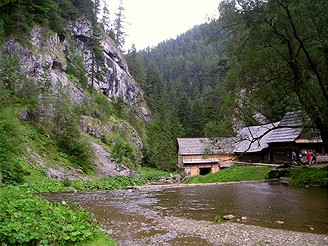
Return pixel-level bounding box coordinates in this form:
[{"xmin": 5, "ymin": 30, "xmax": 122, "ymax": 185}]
[
  {"xmin": 3, "ymin": 20, "xmax": 150, "ymax": 178},
  {"xmin": 5, "ymin": 28, "xmax": 86, "ymax": 104},
  {"xmin": 5, "ymin": 20, "xmax": 150, "ymax": 120},
  {"xmin": 66, "ymin": 19, "xmax": 150, "ymax": 121}
]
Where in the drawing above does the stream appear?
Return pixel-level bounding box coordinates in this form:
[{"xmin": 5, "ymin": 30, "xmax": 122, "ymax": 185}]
[{"xmin": 42, "ymin": 181, "xmax": 328, "ymax": 245}]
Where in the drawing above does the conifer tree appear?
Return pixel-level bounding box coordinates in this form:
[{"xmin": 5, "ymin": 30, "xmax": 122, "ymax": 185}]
[
  {"xmin": 125, "ymin": 44, "xmax": 146, "ymax": 85},
  {"xmin": 113, "ymin": 0, "xmax": 126, "ymax": 49},
  {"xmin": 101, "ymin": 1, "xmax": 112, "ymax": 35}
]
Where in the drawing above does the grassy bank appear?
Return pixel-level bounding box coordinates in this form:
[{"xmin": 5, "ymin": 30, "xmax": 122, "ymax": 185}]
[
  {"xmin": 0, "ymin": 187, "xmax": 116, "ymax": 246},
  {"xmin": 0, "ymin": 167, "xmax": 171, "ymax": 246},
  {"xmin": 184, "ymin": 165, "xmax": 328, "ymax": 188},
  {"xmin": 288, "ymin": 166, "xmax": 328, "ymax": 187},
  {"xmin": 184, "ymin": 166, "xmax": 274, "ymax": 184}
]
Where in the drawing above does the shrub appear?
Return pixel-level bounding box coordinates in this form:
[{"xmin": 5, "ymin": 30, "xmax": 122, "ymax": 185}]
[
  {"xmin": 288, "ymin": 166, "xmax": 328, "ymax": 187},
  {"xmin": 137, "ymin": 167, "xmax": 171, "ymax": 182},
  {"xmin": 111, "ymin": 136, "xmax": 136, "ymax": 164},
  {"xmin": 0, "ymin": 187, "xmax": 102, "ymax": 245},
  {"xmin": 70, "ymin": 176, "xmax": 147, "ymax": 191}
]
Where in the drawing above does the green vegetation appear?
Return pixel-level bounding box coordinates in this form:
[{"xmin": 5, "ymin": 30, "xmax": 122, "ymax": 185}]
[
  {"xmin": 136, "ymin": 167, "xmax": 171, "ymax": 182},
  {"xmin": 213, "ymin": 215, "xmax": 224, "ymax": 225},
  {"xmin": 1, "ymin": 0, "xmax": 327, "ymax": 245},
  {"xmin": 0, "ymin": 187, "xmax": 111, "ymax": 246},
  {"xmin": 16, "ymin": 168, "xmax": 172, "ymax": 194},
  {"xmin": 0, "ymin": 167, "xmax": 171, "ymax": 246},
  {"xmin": 184, "ymin": 165, "xmax": 328, "ymax": 188},
  {"xmin": 213, "ymin": 0, "xmax": 328, "ymax": 145},
  {"xmin": 288, "ymin": 167, "xmax": 328, "ymax": 187},
  {"xmin": 69, "ymin": 177, "xmax": 146, "ymax": 191},
  {"xmin": 184, "ymin": 166, "xmax": 274, "ymax": 184}
]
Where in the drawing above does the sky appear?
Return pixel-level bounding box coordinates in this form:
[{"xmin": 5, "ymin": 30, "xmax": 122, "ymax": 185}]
[{"xmin": 106, "ymin": 0, "xmax": 220, "ymax": 51}]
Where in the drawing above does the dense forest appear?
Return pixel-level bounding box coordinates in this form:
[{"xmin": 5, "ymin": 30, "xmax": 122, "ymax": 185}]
[{"xmin": 126, "ymin": 0, "xmax": 328, "ymax": 158}]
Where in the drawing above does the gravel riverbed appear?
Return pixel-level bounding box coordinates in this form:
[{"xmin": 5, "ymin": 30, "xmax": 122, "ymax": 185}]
[
  {"xmin": 155, "ymin": 216, "xmax": 328, "ymax": 246},
  {"xmin": 110, "ymin": 212, "xmax": 327, "ymax": 246}
]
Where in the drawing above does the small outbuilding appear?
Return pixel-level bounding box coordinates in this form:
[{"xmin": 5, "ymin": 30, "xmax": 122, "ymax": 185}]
[{"xmin": 177, "ymin": 138, "xmax": 235, "ymax": 176}]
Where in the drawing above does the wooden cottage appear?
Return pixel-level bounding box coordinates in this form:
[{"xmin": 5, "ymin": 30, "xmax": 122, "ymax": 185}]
[
  {"xmin": 177, "ymin": 138, "xmax": 235, "ymax": 176},
  {"xmin": 265, "ymin": 112, "xmax": 324, "ymax": 163},
  {"xmin": 177, "ymin": 112, "xmax": 325, "ymax": 175},
  {"xmin": 235, "ymin": 112, "xmax": 325, "ymax": 163},
  {"xmin": 234, "ymin": 122, "xmax": 279, "ymax": 163}
]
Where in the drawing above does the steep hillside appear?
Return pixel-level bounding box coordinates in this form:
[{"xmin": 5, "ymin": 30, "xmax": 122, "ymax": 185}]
[{"xmin": 0, "ymin": 18, "xmax": 150, "ymax": 184}]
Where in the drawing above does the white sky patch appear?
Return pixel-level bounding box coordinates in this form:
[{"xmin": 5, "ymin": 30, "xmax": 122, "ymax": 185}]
[{"xmin": 105, "ymin": 0, "xmax": 220, "ymax": 51}]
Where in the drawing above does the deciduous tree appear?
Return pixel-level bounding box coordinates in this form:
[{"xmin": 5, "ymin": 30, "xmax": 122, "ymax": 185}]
[{"xmin": 214, "ymin": 0, "xmax": 328, "ymax": 148}]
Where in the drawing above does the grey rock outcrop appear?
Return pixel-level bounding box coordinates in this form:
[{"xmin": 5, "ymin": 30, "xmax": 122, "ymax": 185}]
[
  {"xmin": 66, "ymin": 19, "xmax": 150, "ymax": 121},
  {"xmin": 3, "ymin": 20, "xmax": 150, "ymax": 179},
  {"xmin": 5, "ymin": 20, "xmax": 150, "ymax": 120}
]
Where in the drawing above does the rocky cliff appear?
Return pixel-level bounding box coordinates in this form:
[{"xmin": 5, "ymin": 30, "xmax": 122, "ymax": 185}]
[
  {"xmin": 3, "ymin": 19, "xmax": 150, "ymax": 179},
  {"xmin": 6, "ymin": 19, "xmax": 150, "ymax": 120}
]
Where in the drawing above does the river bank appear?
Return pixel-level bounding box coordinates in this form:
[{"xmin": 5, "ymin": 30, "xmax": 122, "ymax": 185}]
[
  {"xmin": 154, "ymin": 216, "xmax": 328, "ymax": 246},
  {"xmin": 104, "ymin": 206, "xmax": 328, "ymax": 246}
]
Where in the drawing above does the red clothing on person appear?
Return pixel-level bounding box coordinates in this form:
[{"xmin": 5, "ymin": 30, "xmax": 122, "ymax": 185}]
[{"xmin": 307, "ymin": 152, "xmax": 312, "ymax": 164}]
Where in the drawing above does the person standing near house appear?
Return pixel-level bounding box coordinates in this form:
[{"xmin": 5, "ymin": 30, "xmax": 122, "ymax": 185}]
[
  {"xmin": 307, "ymin": 151, "xmax": 312, "ymax": 165},
  {"xmin": 291, "ymin": 151, "xmax": 297, "ymax": 165},
  {"xmin": 312, "ymin": 152, "xmax": 317, "ymax": 165}
]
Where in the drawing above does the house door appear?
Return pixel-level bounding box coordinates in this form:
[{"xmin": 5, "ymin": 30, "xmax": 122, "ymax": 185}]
[
  {"xmin": 199, "ymin": 167, "xmax": 211, "ymax": 175},
  {"xmin": 270, "ymin": 150, "xmax": 274, "ymax": 162}
]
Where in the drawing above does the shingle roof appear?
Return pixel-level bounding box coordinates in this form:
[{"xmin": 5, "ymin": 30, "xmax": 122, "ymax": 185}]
[
  {"xmin": 177, "ymin": 138, "xmax": 207, "ymax": 155},
  {"xmin": 177, "ymin": 138, "xmax": 236, "ymax": 155},
  {"xmin": 266, "ymin": 111, "xmax": 303, "ymax": 143},
  {"xmin": 234, "ymin": 122, "xmax": 279, "ymax": 153},
  {"xmin": 178, "ymin": 112, "xmax": 317, "ymax": 155}
]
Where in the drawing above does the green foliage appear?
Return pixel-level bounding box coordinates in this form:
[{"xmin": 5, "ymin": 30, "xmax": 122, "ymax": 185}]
[
  {"xmin": 0, "ymin": 18, "xmax": 5, "ymax": 44},
  {"xmin": 20, "ymin": 176, "xmax": 67, "ymax": 193},
  {"xmin": 145, "ymin": 110, "xmax": 182, "ymax": 172},
  {"xmin": 137, "ymin": 23, "xmax": 226, "ymax": 137},
  {"xmin": 215, "ymin": 0, "xmax": 328, "ymax": 144},
  {"xmin": 125, "ymin": 44, "xmax": 146, "ymax": 84},
  {"xmin": 112, "ymin": 0, "xmax": 127, "ymax": 49},
  {"xmin": 65, "ymin": 37, "xmax": 89, "ymax": 89},
  {"xmin": 92, "ymin": 93, "xmax": 114, "ymax": 122},
  {"xmin": 0, "ymin": 108, "xmax": 29, "ymax": 184},
  {"xmin": 68, "ymin": 168, "xmax": 174, "ymax": 191},
  {"xmin": 0, "ymin": 0, "xmax": 90, "ymax": 38},
  {"xmin": 0, "ymin": 0, "xmax": 15, "ymax": 8},
  {"xmin": 288, "ymin": 167, "xmax": 328, "ymax": 187},
  {"xmin": 0, "ymin": 187, "xmax": 104, "ymax": 245},
  {"xmin": 80, "ymin": 235, "xmax": 117, "ymax": 246},
  {"xmin": 137, "ymin": 167, "xmax": 171, "ymax": 182},
  {"xmin": 111, "ymin": 136, "xmax": 136, "ymax": 164},
  {"xmin": 213, "ymin": 215, "xmax": 224, "ymax": 224},
  {"xmin": 113, "ymin": 94, "xmax": 128, "ymax": 119},
  {"xmin": 185, "ymin": 166, "xmax": 274, "ymax": 184},
  {"xmin": 52, "ymin": 89, "xmax": 96, "ymax": 173},
  {"xmin": 70, "ymin": 176, "xmax": 147, "ymax": 191}
]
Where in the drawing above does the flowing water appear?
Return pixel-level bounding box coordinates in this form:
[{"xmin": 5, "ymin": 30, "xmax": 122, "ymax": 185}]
[{"xmin": 42, "ymin": 182, "xmax": 328, "ymax": 245}]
